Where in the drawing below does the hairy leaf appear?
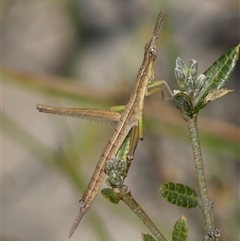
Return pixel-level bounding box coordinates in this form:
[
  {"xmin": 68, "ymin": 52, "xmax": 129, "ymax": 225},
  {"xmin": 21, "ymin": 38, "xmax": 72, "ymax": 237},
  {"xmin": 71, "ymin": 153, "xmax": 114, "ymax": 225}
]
[
  {"xmin": 194, "ymin": 44, "xmax": 239, "ymax": 109},
  {"xmin": 101, "ymin": 188, "xmax": 122, "ymax": 204},
  {"xmin": 172, "ymin": 216, "xmax": 188, "ymax": 241},
  {"xmin": 160, "ymin": 182, "xmax": 198, "ymax": 208}
]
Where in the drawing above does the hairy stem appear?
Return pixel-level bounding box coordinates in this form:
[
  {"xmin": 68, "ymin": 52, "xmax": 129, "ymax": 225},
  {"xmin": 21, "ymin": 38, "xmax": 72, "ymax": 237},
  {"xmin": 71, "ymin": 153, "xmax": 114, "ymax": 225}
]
[{"xmin": 187, "ymin": 114, "xmax": 214, "ymax": 231}]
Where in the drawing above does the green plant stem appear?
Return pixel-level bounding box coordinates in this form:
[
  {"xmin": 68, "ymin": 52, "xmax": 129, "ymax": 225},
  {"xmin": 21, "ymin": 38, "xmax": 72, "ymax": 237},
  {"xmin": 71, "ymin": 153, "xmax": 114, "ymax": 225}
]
[
  {"xmin": 187, "ymin": 114, "xmax": 214, "ymax": 232},
  {"xmin": 121, "ymin": 191, "xmax": 167, "ymax": 241}
]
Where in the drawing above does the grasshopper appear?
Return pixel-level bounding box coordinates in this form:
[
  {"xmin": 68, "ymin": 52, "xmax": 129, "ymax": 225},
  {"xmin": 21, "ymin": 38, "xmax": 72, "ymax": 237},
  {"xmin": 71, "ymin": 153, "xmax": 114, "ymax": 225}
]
[{"xmin": 37, "ymin": 9, "xmax": 168, "ymax": 237}]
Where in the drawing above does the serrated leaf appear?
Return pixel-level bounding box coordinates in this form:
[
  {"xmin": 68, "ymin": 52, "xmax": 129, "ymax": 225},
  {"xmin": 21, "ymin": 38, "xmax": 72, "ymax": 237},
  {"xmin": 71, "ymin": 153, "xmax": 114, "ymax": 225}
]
[
  {"xmin": 160, "ymin": 182, "xmax": 198, "ymax": 208},
  {"xmin": 172, "ymin": 216, "xmax": 188, "ymax": 241},
  {"xmin": 101, "ymin": 188, "xmax": 122, "ymax": 204},
  {"xmin": 195, "ymin": 44, "xmax": 239, "ymax": 108},
  {"xmin": 141, "ymin": 233, "xmax": 157, "ymax": 241}
]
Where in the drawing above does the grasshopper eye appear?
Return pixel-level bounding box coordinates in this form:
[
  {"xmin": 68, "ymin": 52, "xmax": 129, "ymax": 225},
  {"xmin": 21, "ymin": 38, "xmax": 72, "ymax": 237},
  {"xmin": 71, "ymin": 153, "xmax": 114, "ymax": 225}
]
[
  {"xmin": 150, "ymin": 48, "xmax": 157, "ymax": 55},
  {"xmin": 149, "ymin": 48, "xmax": 158, "ymax": 59}
]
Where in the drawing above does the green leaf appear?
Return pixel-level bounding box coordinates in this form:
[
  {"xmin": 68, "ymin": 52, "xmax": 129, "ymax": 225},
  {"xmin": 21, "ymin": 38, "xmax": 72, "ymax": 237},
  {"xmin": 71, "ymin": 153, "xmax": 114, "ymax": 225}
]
[
  {"xmin": 174, "ymin": 58, "xmax": 198, "ymax": 94},
  {"xmin": 173, "ymin": 92, "xmax": 194, "ymax": 120},
  {"xmin": 141, "ymin": 233, "xmax": 157, "ymax": 241},
  {"xmin": 194, "ymin": 44, "xmax": 239, "ymax": 109},
  {"xmin": 105, "ymin": 157, "xmax": 127, "ymax": 187},
  {"xmin": 172, "ymin": 216, "xmax": 188, "ymax": 241},
  {"xmin": 160, "ymin": 182, "xmax": 198, "ymax": 208},
  {"xmin": 101, "ymin": 188, "xmax": 122, "ymax": 204}
]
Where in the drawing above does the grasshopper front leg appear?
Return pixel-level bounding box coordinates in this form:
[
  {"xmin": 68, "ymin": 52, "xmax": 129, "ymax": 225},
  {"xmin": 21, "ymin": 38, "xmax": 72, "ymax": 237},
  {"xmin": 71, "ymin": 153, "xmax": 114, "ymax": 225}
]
[{"xmin": 146, "ymin": 79, "xmax": 174, "ymax": 98}]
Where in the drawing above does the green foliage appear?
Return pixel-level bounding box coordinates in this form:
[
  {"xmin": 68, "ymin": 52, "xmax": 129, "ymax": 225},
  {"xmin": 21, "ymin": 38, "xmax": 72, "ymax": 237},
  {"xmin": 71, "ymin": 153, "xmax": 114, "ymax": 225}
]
[
  {"xmin": 141, "ymin": 233, "xmax": 157, "ymax": 241},
  {"xmin": 105, "ymin": 157, "xmax": 128, "ymax": 187},
  {"xmin": 2, "ymin": 9, "xmax": 239, "ymax": 238},
  {"xmin": 160, "ymin": 182, "xmax": 198, "ymax": 208},
  {"xmin": 173, "ymin": 44, "xmax": 239, "ymax": 118},
  {"xmin": 101, "ymin": 188, "xmax": 122, "ymax": 204},
  {"xmin": 173, "ymin": 92, "xmax": 194, "ymax": 119},
  {"xmin": 172, "ymin": 216, "xmax": 188, "ymax": 241},
  {"xmin": 195, "ymin": 44, "xmax": 239, "ymax": 109}
]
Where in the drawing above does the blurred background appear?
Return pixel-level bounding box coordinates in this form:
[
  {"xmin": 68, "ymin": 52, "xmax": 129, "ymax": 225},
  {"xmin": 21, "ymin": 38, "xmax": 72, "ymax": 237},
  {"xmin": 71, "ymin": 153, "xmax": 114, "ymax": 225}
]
[{"xmin": 2, "ymin": 0, "xmax": 239, "ymax": 241}]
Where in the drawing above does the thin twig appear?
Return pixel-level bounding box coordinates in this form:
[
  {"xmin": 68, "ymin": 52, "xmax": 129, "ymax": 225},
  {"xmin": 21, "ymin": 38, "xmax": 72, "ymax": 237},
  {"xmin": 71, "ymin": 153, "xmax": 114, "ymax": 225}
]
[
  {"xmin": 121, "ymin": 191, "xmax": 167, "ymax": 241},
  {"xmin": 187, "ymin": 114, "xmax": 214, "ymax": 231}
]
